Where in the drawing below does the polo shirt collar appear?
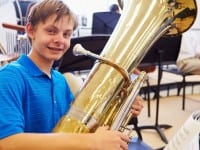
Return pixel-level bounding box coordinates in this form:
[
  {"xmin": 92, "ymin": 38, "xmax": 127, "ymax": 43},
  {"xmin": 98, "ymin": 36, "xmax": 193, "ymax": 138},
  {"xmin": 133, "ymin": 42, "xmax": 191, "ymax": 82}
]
[{"xmin": 17, "ymin": 54, "xmax": 53, "ymax": 77}]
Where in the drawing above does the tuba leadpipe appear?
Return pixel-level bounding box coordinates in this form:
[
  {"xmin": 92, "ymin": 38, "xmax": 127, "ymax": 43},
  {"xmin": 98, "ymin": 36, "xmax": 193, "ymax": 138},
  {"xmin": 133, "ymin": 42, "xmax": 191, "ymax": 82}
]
[
  {"xmin": 53, "ymin": 0, "xmax": 197, "ymax": 133},
  {"xmin": 73, "ymin": 44, "xmax": 131, "ymax": 84}
]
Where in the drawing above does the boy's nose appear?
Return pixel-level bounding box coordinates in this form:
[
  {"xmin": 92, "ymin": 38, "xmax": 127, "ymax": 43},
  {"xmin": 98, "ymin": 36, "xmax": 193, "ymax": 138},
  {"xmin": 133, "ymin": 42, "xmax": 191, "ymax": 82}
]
[{"xmin": 54, "ymin": 34, "xmax": 65, "ymax": 43}]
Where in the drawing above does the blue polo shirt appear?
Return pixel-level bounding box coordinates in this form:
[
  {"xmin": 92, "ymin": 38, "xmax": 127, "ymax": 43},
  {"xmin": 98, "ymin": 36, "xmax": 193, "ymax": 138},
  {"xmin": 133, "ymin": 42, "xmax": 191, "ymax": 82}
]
[{"xmin": 0, "ymin": 55, "xmax": 74, "ymax": 139}]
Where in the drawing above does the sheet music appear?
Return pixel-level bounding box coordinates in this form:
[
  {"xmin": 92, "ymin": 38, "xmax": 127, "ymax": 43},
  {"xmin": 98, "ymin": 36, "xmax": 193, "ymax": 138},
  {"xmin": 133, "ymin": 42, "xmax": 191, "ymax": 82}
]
[{"xmin": 164, "ymin": 111, "xmax": 200, "ymax": 150}]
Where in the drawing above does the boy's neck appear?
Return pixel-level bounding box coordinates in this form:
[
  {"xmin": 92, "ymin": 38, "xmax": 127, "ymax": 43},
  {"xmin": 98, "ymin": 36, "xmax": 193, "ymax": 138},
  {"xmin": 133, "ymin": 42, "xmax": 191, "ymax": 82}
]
[{"xmin": 28, "ymin": 52, "xmax": 53, "ymax": 77}]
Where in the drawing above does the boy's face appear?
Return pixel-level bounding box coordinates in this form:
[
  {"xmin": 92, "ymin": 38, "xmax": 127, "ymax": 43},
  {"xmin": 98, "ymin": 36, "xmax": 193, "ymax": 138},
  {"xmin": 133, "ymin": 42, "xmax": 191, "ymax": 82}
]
[{"xmin": 27, "ymin": 14, "xmax": 74, "ymax": 62}]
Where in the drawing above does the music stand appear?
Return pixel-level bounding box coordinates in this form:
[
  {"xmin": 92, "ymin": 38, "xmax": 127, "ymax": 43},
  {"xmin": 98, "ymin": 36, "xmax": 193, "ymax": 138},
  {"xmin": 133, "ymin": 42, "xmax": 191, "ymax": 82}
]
[
  {"xmin": 138, "ymin": 35, "xmax": 182, "ymax": 144},
  {"xmin": 58, "ymin": 35, "xmax": 110, "ymax": 73}
]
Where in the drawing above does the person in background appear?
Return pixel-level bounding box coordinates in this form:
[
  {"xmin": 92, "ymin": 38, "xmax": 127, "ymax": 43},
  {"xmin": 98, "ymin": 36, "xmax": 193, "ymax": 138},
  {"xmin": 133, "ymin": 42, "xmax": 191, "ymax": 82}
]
[
  {"xmin": 0, "ymin": 0, "xmax": 144, "ymax": 150},
  {"xmin": 176, "ymin": 29, "xmax": 200, "ymax": 75},
  {"xmin": 91, "ymin": 3, "xmax": 121, "ymax": 34},
  {"xmin": 109, "ymin": 3, "xmax": 120, "ymax": 14}
]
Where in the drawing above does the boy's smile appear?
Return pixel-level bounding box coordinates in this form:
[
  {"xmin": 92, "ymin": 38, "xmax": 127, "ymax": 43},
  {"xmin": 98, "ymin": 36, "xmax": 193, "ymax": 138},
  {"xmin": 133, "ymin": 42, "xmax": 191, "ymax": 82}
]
[{"xmin": 27, "ymin": 14, "xmax": 75, "ymax": 68}]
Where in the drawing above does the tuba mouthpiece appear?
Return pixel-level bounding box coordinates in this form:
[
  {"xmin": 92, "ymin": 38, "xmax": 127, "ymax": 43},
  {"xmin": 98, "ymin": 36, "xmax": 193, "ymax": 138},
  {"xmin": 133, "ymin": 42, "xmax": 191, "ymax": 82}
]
[
  {"xmin": 72, "ymin": 44, "xmax": 100, "ymax": 61},
  {"xmin": 73, "ymin": 44, "xmax": 89, "ymax": 56}
]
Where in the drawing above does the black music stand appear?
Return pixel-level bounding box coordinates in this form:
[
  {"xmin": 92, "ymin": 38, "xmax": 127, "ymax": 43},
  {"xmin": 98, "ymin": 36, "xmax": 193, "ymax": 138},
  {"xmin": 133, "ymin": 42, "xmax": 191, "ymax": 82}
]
[
  {"xmin": 58, "ymin": 35, "xmax": 110, "ymax": 73},
  {"xmin": 138, "ymin": 35, "xmax": 182, "ymax": 144}
]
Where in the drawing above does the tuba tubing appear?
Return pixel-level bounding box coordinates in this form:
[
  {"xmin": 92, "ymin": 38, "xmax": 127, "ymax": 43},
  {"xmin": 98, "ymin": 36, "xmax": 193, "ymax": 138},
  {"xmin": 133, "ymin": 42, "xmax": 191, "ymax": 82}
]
[
  {"xmin": 72, "ymin": 43, "xmax": 146, "ymax": 131},
  {"xmin": 73, "ymin": 44, "xmax": 131, "ymax": 84},
  {"xmin": 53, "ymin": 0, "xmax": 197, "ymax": 134}
]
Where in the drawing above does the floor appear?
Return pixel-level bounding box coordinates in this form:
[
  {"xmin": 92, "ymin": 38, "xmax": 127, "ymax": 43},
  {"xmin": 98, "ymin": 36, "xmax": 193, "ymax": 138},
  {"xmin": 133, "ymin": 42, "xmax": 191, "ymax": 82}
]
[
  {"xmin": 133, "ymin": 70, "xmax": 200, "ymax": 150},
  {"xmin": 137, "ymin": 94, "xmax": 200, "ymax": 149}
]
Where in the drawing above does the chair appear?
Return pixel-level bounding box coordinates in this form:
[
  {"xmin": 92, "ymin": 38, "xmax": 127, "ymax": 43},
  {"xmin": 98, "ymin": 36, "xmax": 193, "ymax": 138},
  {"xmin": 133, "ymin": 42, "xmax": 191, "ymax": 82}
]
[{"xmin": 162, "ymin": 66, "xmax": 200, "ymax": 110}]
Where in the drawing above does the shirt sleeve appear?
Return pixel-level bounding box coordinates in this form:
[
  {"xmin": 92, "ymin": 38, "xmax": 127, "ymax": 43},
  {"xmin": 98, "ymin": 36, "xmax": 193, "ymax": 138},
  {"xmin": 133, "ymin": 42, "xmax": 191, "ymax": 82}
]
[
  {"xmin": 177, "ymin": 30, "xmax": 199, "ymax": 61},
  {"xmin": 0, "ymin": 66, "xmax": 25, "ymax": 139}
]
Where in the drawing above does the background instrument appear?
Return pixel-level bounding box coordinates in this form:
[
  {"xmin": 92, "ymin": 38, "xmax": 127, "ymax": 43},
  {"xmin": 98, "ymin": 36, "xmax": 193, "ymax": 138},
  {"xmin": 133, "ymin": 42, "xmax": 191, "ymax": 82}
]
[{"xmin": 2, "ymin": 22, "xmax": 25, "ymax": 32}]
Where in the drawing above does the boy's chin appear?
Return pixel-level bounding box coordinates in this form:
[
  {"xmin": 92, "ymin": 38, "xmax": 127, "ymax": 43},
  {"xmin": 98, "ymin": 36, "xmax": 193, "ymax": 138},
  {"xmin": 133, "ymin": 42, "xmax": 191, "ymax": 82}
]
[{"xmin": 50, "ymin": 54, "xmax": 63, "ymax": 60}]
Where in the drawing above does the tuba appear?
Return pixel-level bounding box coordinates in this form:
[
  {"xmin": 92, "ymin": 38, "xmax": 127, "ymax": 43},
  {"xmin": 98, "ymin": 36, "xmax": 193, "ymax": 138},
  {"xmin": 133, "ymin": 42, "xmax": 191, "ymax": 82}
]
[{"xmin": 53, "ymin": 0, "xmax": 197, "ymax": 134}]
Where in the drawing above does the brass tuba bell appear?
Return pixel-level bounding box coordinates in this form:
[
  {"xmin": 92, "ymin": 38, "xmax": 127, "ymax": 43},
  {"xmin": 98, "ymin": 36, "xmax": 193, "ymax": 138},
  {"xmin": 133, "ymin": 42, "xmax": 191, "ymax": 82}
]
[{"xmin": 53, "ymin": 0, "xmax": 197, "ymax": 134}]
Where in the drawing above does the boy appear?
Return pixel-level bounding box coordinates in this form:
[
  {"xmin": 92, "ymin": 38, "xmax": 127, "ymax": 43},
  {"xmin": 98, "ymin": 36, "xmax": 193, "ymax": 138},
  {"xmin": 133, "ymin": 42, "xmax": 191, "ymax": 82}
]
[{"xmin": 0, "ymin": 0, "xmax": 143, "ymax": 149}]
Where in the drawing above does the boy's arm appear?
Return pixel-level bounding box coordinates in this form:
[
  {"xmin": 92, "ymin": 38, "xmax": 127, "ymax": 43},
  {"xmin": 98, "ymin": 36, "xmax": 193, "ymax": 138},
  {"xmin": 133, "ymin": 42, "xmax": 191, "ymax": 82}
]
[{"xmin": 0, "ymin": 127, "xmax": 130, "ymax": 150}]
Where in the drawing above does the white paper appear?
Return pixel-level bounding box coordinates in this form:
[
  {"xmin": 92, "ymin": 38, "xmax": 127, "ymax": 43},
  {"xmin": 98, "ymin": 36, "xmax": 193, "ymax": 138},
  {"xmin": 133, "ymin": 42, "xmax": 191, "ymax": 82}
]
[{"xmin": 164, "ymin": 111, "xmax": 200, "ymax": 150}]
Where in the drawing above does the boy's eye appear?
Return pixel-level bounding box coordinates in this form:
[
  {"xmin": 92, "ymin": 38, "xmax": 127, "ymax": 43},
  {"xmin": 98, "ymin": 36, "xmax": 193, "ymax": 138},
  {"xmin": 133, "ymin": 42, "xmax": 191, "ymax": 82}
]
[
  {"xmin": 63, "ymin": 32, "xmax": 72, "ymax": 38},
  {"xmin": 47, "ymin": 29, "xmax": 57, "ymax": 34}
]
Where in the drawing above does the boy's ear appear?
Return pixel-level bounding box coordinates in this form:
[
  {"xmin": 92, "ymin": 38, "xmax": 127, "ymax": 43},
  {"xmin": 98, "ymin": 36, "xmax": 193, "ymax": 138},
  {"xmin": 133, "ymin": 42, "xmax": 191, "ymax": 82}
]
[{"xmin": 26, "ymin": 23, "xmax": 34, "ymax": 39}]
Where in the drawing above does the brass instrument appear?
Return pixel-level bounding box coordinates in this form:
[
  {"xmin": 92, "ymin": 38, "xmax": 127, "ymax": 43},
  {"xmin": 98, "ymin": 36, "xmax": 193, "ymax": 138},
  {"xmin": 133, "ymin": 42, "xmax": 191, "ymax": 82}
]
[
  {"xmin": 53, "ymin": 0, "xmax": 197, "ymax": 134},
  {"xmin": 2, "ymin": 22, "xmax": 25, "ymax": 32}
]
